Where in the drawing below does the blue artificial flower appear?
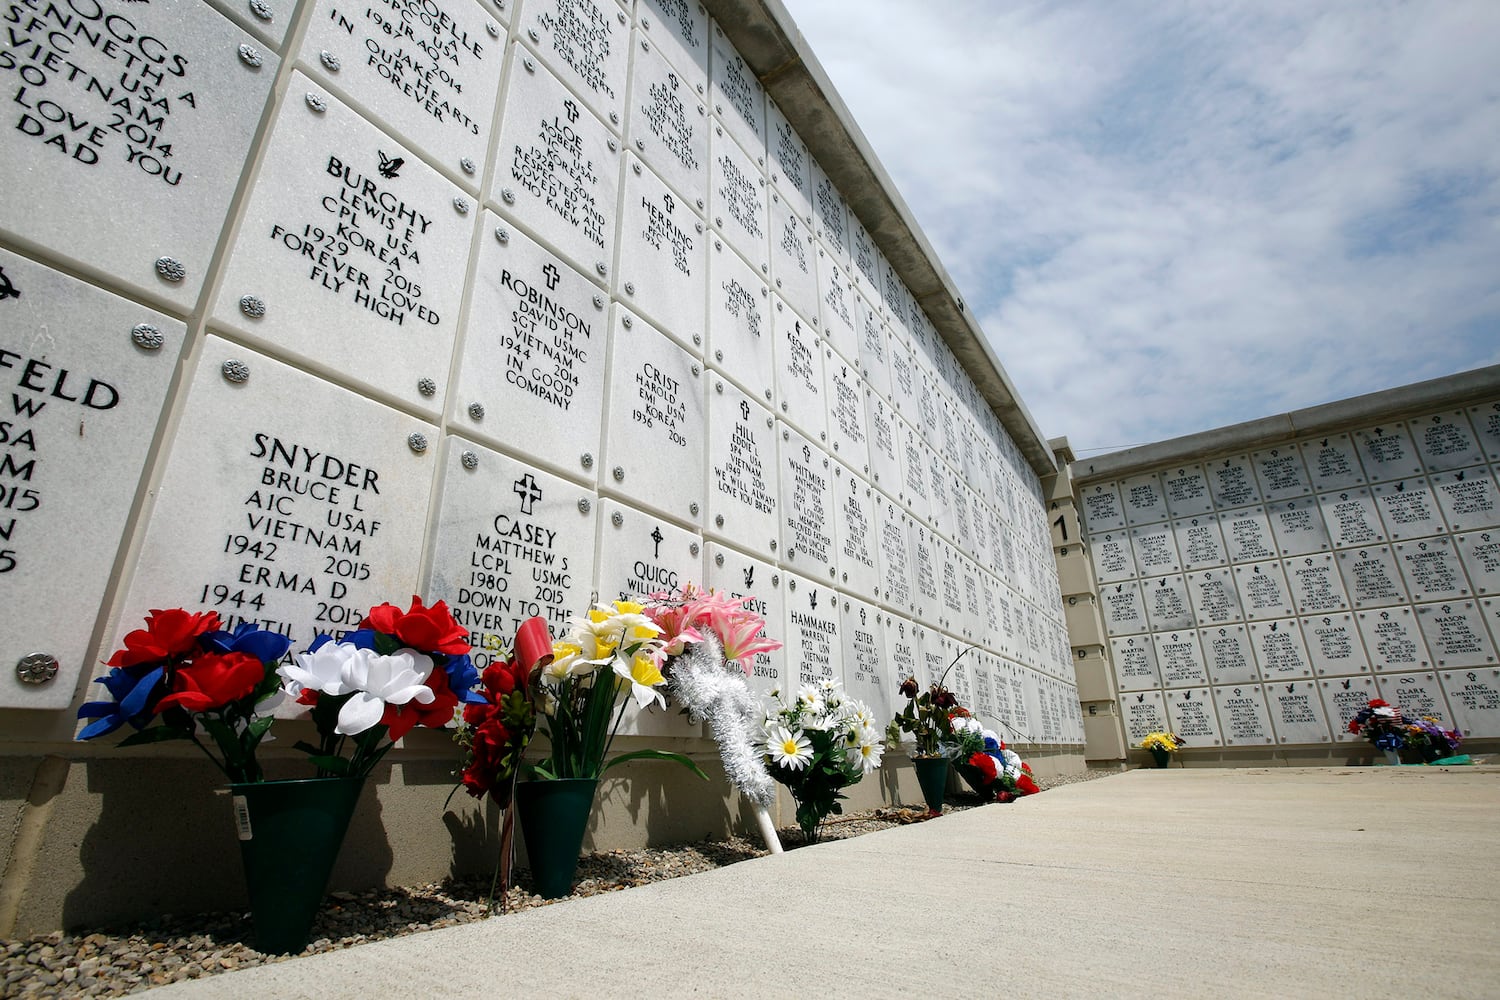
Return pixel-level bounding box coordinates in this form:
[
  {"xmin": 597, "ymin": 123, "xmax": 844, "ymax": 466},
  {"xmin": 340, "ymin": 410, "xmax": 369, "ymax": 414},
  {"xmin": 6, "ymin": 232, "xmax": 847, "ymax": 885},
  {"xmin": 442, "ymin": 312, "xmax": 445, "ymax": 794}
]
[
  {"xmin": 76, "ymin": 666, "xmax": 166, "ymax": 740},
  {"xmin": 442, "ymin": 653, "xmax": 486, "ymax": 704},
  {"xmin": 983, "ymin": 735, "xmax": 1001, "ymax": 753},
  {"xmin": 201, "ymin": 621, "xmax": 293, "ymax": 664},
  {"xmin": 1374, "ymin": 731, "xmax": 1404, "ymax": 751},
  {"xmin": 337, "ymin": 628, "xmax": 379, "ymax": 651}
]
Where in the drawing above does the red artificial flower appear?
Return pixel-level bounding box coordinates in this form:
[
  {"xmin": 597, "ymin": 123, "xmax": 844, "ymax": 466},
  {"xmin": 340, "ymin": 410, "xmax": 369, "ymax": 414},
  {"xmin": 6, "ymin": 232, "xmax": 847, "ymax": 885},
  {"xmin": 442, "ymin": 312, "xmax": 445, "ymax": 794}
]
[
  {"xmin": 106, "ymin": 609, "xmax": 222, "ymax": 668},
  {"xmin": 1368, "ymin": 699, "xmax": 1389, "ymax": 709},
  {"xmin": 1015, "ymin": 773, "xmax": 1040, "ymax": 796},
  {"xmin": 481, "ymin": 657, "xmax": 528, "ymax": 700},
  {"xmin": 462, "ymin": 718, "xmax": 514, "ymax": 803},
  {"xmin": 1347, "ymin": 718, "xmax": 1362, "ymax": 734},
  {"xmin": 898, "ymin": 676, "xmax": 919, "ymax": 699},
  {"xmin": 364, "ymin": 596, "xmax": 470, "ymax": 655},
  {"xmin": 383, "ymin": 660, "xmax": 459, "ymax": 741},
  {"xmin": 968, "ymin": 751, "xmax": 998, "ymax": 783},
  {"xmin": 996, "ymin": 790, "xmax": 1016, "ymax": 803},
  {"xmin": 155, "ymin": 651, "xmax": 264, "ymax": 713}
]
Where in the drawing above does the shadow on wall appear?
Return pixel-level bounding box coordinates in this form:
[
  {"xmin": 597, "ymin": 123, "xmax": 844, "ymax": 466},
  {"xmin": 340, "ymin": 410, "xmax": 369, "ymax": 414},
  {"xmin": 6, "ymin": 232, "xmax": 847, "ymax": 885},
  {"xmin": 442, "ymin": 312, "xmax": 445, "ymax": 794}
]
[{"xmin": 62, "ymin": 758, "xmax": 393, "ymax": 932}]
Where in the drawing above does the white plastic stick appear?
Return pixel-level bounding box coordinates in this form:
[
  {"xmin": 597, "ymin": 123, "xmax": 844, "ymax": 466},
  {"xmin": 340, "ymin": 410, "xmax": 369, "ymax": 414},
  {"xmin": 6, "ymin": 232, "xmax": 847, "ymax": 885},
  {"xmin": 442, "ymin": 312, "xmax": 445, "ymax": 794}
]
[{"xmin": 753, "ymin": 803, "xmax": 783, "ymax": 854}]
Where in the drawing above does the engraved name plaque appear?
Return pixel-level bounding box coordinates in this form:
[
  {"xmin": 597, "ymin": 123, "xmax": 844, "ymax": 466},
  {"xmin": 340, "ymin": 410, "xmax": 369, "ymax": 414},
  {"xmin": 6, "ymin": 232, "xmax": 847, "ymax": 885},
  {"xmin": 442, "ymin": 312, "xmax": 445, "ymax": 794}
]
[{"xmin": 1356, "ymin": 607, "xmax": 1429, "ymax": 672}]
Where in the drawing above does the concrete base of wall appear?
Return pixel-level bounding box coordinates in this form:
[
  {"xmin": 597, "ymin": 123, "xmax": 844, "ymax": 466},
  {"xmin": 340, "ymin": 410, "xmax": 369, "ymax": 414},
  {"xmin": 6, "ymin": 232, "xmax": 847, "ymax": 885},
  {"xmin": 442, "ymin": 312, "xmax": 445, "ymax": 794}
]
[
  {"xmin": 1121, "ymin": 741, "xmax": 1496, "ymax": 770},
  {"xmin": 0, "ymin": 739, "xmax": 1089, "ymax": 936}
]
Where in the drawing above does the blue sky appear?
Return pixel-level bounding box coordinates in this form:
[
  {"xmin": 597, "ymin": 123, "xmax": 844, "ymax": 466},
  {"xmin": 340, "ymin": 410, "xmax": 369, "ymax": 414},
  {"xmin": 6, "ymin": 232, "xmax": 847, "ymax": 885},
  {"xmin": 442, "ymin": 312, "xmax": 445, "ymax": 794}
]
[{"xmin": 778, "ymin": 0, "xmax": 1500, "ymax": 454}]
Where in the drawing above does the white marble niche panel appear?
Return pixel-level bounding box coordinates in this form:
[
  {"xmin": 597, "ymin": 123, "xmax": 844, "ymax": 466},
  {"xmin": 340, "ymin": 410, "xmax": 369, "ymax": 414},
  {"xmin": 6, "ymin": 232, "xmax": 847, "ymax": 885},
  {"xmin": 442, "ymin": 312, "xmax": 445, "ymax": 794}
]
[
  {"xmin": 864, "ymin": 391, "xmax": 903, "ymax": 498},
  {"xmin": 1285, "ymin": 554, "xmax": 1350, "ymax": 614},
  {"xmin": 1468, "ymin": 402, "xmax": 1500, "ymax": 463},
  {"xmin": 1155, "ymin": 630, "xmax": 1208, "ymax": 688},
  {"xmin": 766, "ymin": 99, "xmax": 812, "ymax": 219},
  {"xmin": 825, "ymin": 355, "xmax": 869, "ymax": 469},
  {"xmin": 705, "ymin": 542, "xmax": 786, "ymax": 702},
  {"xmin": 782, "ymin": 572, "xmax": 843, "ymax": 689},
  {"xmin": 1252, "ymin": 446, "xmax": 1312, "ymax": 503},
  {"xmin": 771, "ymin": 299, "xmax": 827, "ymax": 444},
  {"xmin": 1101, "ymin": 580, "xmax": 1148, "ymax": 637},
  {"xmin": 1351, "ymin": 423, "xmax": 1423, "ymax": 483},
  {"xmin": 778, "ymin": 422, "xmax": 836, "ymax": 581},
  {"xmin": 1395, "ymin": 538, "xmax": 1470, "ymax": 602},
  {"xmin": 815, "ymin": 250, "xmax": 859, "ymax": 367},
  {"xmin": 1221, "ymin": 507, "xmax": 1278, "ymax": 563},
  {"xmin": 767, "ymin": 191, "xmax": 818, "ymax": 324},
  {"xmin": 1266, "ymin": 679, "xmax": 1331, "ymax": 744},
  {"xmin": 1416, "ymin": 601, "xmax": 1496, "ymax": 669},
  {"xmin": 934, "ymin": 534, "xmax": 965, "ymax": 634},
  {"xmin": 971, "ymin": 654, "xmax": 999, "ymax": 731},
  {"xmin": 637, "ymin": 0, "xmax": 710, "ymax": 89},
  {"xmin": 1376, "ymin": 672, "xmax": 1454, "ymax": 726},
  {"xmin": 1250, "ymin": 620, "xmax": 1314, "ymax": 680},
  {"xmin": 1266, "ymin": 498, "xmax": 1331, "ymax": 556},
  {"xmin": 1186, "ymin": 568, "xmax": 1242, "ymax": 626},
  {"xmin": 203, "ymin": 0, "xmax": 300, "ymax": 49},
  {"xmin": 895, "ymin": 412, "xmax": 932, "ymax": 525},
  {"xmin": 1007, "ymin": 663, "xmax": 1038, "ymax": 743},
  {"xmin": 708, "ymin": 24, "xmax": 765, "ymax": 158},
  {"xmin": 909, "ymin": 522, "xmax": 944, "ymax": 627},
  {"xmin": 1120, "ymin": 472, "xmax": 1169, "ymax": 526},
  {"xmin": 880, "ymin": 258, "xmax": 913, "ymax": 344},
  {"xmin": 948, "ymin": 476, "xmax": 974, "ymax": 560},
  {"xmin": 1166, "ymin": 688, "xmax": 1222, "ymax": 747},
  {"xmin": 1455, "ymin": 532, "xmax": 1500, "ymax": 595},
  {"xmin": 847, "ymin": 214, "xmax": 880, "ymax": 306},
  {"xmin": 977, "ymin": 570, "xmax": 1004, "ymax": 654},
  {"xmin": 706, "ymin": 378, "xmax": 778, "ymax": 553},
  {"xmin": 594, "ymin": 497, "xmax": 703, "ymax": 736},
  {"xmin": 299, "ymin": 0, "xmax": 503, "ymax": 181},
  {"xmin": 0, "ymin": 2, "xmax": 275, "ymax": 311},
  {"xmin": 0, "ymin": 252, "xmax": 180, "ymax": 709},
  {"xmin": 214, "ymin": 86, "xmax": 474, "ymax": 407},
  {"xmin": 626, "ymin": 36, "xmax": 709, "ymax": 208},
  {"xmin": 989, "ymin": 658, "xmax": 1019, "ymax": 734},
  {"xmin": 517, "ymin": 0, "xmax": 631, "ymax": 128},
  {"xmin": 856, "ymin": 294, "xmax": 892, "ymax": 402},
  {"xmin": 493, "ymin": 49, "xmax": 619, "ymax": 279},
  {"xmin": 917, "ymin": 627, "xmax": 959, "ymax": 703},
  {"xmin": 884, "ymin": 614, "xmax": 921, "ymax": 691},
  {"xmin": 811, "ymin": 162, "xmax": 849, "ymax": 267},
  {"xmin": 1175, "ymin": 516, "xmax": 1228, "ymax": 572},
  {"xmin": 1200, "ymin": 625, "xmax": 1260, "ymax": 685},
  {"xmin": 1111, "ymin": 635, "xmax": 1161, "ymax": 692},
  {"xmin": 913, "ymin": 367, "xmax": 942, "ymax": 456},
  {"xmin": 1431, "ymin": 467, "xmax": 1500, "ymax": 533},
  {"xmin": 1320, "ymin": 675, "xmax": 1381, "ymax": 741},
  {"xmin": 118, "ymin": 338, "xmax": 434, "ymax": 654},
  {"xmin": 1371, "ymin": 478, "xmax": 1444, "ymax": 540},
  {"xmin": 1081, "ymin": 482, "xmax": 1128, "ymax": 533},
  {"xmin": 1143, "ymin": 574, "xmax": 1195, "ymax": 632},
  {"xmin": 709, "ymin": 123, "xmax": 767, "ymax": 275},
  {"xmin": 1439, "ymin": 667, "xmax": 1500, "ymax": 738},
  {"xmin": 886, "ymin": 337, "xmax": 918, "ymax": 423},
  {"xmin": 832, "ymin": 460, "xmax": 879, "ymax": 601},
  {"xmin": 1211, "ymin": 684, "xmax": 1274, "ymax": 746},
  {"xmin": 602, "ymin": 308, "xmax": 704, "ymax": 526},
  {"xmin": 426, "ymin": 438, "xmax": 597, "ymax": 651},
  {"xmin": 707, "ymin": 235, "xmax": 773, "ymax": 403},
  {"xmin": 840, "ymin": 594, "xmax": 892, "ymax": 722},
  {"xmin": 1206, "ymin": 455, "xmax": 1262, "ymax": 511},
  {"xmin": 1338, "ymin": 546, "xmax": 1408, "ymax": 608},
  {"xmin": 1122, "ymin": 689, "xmax": 1170, "ymax": 747},
  {"xmin": 925, "ymin": 446, "xmax": 954, "ymax": 540},
  {"xmin": 1130, "ymin": 523, "xmax": 1182, "ymax": 577},
  {"xmin": 1413, "ymin": 410, "xmax": 1484, "ymax": 472},
  {"xmin": 874, "ymin": 492, "xmax": 914, "ymax": 615},
  {"xmin": 958, "ymin": 556, "xmax": 985, "ymax": 648},
  {"xmin": 1356, "ymin": 607, "xmax": 1430, "ymax": 672},
  {"xmin": 1234, "ymin": 561, "xmax": 1295, "ymax": 619},
  {"xmin": 617, "ymin": 154, "xmax": 707, "ymax": 353},
  {"xmin": 1299, "ymin": 433, "xmax": 1367, "ymax": 493},
  {"xmin": 455, "ymin": 215, "xmax": 606, "ymax": 480},
  {"xmin": 1301, "ymin": 613, "xmax": 1368, "ymax": 676},
  {"xmin": 1162, "ymin": 465, "xmax": 1215, "ymax": 518},
  {"xmin": 1319, "ymin": 489, "xmax": 1386, "ymax": 549}
]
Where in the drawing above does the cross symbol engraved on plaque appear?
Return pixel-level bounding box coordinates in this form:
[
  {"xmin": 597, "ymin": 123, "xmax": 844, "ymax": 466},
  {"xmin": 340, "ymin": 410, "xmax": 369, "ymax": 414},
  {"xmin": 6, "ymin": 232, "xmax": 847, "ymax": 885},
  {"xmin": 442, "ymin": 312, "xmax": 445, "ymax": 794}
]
[
  {"xmin": 859, "ymin": 607, "xmax": 867, "ymax": 626},
  {"xmin": 743, "ymin": 566, "xmax": 755, "ymax": 588},
  {"xmin": 564, "ymin": 99, "xmax": 580, "ymax": 124},
  {"xmin": 377, "ymin": 150, "xmax": 404, "ymax": 179},
  {"xmin": 0, "ymin": 267, "xmax": 19, "ymax": 302},
  {"xmin": 650, "ymin": 526, "xmax": 664, "ymax": 558},
  {"xmin": 801, "ymin": 444, "xmax": 811, "ymax": 465},
  {"xmin": 667, "ymin": 72, "xmax": 678, "ymax": 91},
  {"xmin": 663, "ymin": 192, "xmax": 675, "ymax": 214},
  {"xmin": 739, "ymin": 399, "xmax": 751, "ymax": 422},
  {"xmin": 513, "ymin": 474, "xmax": 543, "ymax": 515},
  {"xmin": 542, "ymin": 263, "xmax": 561, "ymax": 290}
]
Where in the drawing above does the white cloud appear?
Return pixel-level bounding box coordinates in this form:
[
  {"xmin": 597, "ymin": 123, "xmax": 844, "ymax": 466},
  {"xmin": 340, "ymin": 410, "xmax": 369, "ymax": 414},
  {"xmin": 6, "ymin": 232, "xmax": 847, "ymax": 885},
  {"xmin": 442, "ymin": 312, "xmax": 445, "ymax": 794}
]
[{"xmin": 779, "ymin": 0, "xmax": 1500, "ymax": 453}]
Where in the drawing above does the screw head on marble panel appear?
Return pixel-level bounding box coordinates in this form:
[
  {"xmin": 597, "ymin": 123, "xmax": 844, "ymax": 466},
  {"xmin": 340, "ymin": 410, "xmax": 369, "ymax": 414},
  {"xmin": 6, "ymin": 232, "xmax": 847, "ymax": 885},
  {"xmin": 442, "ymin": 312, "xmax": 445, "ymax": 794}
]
[{"xmin": 131, "ymin": 324, "xmax": 163, "ymax": 350}]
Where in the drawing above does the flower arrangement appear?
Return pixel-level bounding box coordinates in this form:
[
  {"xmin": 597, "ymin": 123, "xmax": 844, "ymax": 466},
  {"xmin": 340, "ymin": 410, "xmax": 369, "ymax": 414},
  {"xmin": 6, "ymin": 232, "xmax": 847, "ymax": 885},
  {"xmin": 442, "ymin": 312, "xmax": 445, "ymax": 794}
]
[
  {"xmin": 530, "ymin": 599, "xmax": 704, "ymax": 781},
  {"xmin": 1139, "ymin": 731, "xmax": 1184, "ymax": 754},
  {"xmin": 761, "ymin": 679, "xmax": 882, "ymax": 842},
  {"xmin": 951, "ymin": 716, "xmax": 1040, "ymax": 802},
  {"xmin": 454, "ymin": 617, "xmax": 550, "ymax": 807},
  {"xmin": 889, "ymin": 672, "xmax": 960, "ymax": 759},
  {"xmin": 76, "ymin": 609, "xmax": 293, "ymax": 783},
  {"xmin": 1348, "ymin": 699, "xmax": 1462, "ymax": 763},
  {"xmin": 278, "ymin": 596, "xmax": 483, "ymax": 778},
  {"xmin": 1403, "ymin": 715, "xmax": 1463, "ymax": 762}
]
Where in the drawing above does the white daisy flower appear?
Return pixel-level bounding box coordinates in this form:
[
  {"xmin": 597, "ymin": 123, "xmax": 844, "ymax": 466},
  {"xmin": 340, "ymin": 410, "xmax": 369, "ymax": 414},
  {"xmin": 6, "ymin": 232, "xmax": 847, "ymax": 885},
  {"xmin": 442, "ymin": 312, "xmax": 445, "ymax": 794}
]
[
  {"xmin": 847, "ymin": 733, "xmax": 885, "ymax": 775},
  {"xmin": 766, "ymin": 726, "xmax": 812, "ymax": 771}
]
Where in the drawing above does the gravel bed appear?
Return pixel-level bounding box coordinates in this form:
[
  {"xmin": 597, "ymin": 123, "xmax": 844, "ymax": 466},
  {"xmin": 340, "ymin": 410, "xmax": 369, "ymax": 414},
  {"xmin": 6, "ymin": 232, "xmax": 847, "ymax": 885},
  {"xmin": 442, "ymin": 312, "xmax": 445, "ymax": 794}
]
[{"xmin": 1, "ymin": 770, "xmax": 1118, "ymax": 998}]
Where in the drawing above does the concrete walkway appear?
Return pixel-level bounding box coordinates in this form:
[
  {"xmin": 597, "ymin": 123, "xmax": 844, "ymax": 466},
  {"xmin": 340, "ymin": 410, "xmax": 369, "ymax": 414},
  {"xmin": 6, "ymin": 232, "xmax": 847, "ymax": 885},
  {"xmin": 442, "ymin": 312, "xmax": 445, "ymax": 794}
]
[{"xmin": 146, "ymin": 766, "xmax": 1500, "ymax": 999}]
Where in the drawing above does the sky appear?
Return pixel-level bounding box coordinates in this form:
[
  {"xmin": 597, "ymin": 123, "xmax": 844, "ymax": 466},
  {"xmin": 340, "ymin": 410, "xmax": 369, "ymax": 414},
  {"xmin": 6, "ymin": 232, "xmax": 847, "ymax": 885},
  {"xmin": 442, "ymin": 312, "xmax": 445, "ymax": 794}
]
[{"xmin": 777, "ymin": 0, "xmax": 1500, "ymax": 455}]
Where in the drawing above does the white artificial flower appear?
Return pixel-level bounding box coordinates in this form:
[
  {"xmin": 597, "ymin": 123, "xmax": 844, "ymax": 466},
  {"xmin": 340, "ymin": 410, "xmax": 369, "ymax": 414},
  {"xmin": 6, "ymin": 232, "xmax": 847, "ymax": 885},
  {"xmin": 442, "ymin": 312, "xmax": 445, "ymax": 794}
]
[
  {"xmin": 281, "ymin": 642, "xmax": 435, "ymax": 735},
  {"xmin": 614, "ymin": 652, "xmax": 668, "ymax": 711},
  {"xmin": 848, "ymin": 733, "xmax": 885, "ymax": 775},
  {"xmin": 766, "ymin": 725, "xmax": 812, "ymax": 771},
  {"xmin": 796, "ymin": 684, "xmax": 825, "ymax": 715}
]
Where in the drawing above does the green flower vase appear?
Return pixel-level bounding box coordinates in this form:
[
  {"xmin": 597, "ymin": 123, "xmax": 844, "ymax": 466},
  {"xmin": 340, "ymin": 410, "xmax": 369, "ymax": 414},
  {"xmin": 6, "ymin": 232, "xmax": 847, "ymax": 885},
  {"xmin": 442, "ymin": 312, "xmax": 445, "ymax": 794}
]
[
  {"xmin": 912, "ymin": 756, "xmax": 950, "ymax": 813},
  {"xmin": 230, "ymin": 775, "xmax": 366, "ymax": 955},
  {"xmin": 1149, "ymin": 747, "xmax": 1171, "ymax": 768},
  {"xmin": 517, "ymin": 778, "xmax": 598, "ymax": 899}
]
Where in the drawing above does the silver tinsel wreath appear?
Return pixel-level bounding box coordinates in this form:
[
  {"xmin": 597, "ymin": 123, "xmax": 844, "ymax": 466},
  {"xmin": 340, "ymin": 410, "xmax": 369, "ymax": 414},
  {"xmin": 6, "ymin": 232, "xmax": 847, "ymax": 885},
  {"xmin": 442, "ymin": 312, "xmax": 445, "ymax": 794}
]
[{"xmin": 666, "ymin": 631, "xmax": 776, "ymax": 808}]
